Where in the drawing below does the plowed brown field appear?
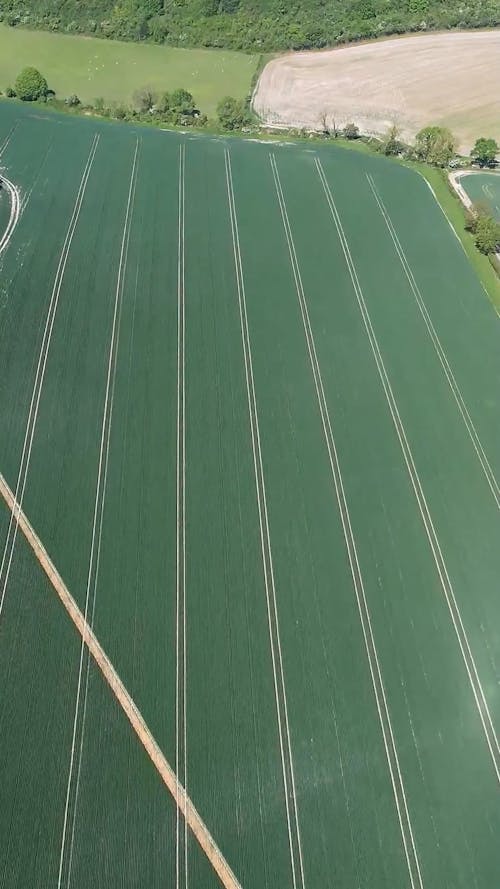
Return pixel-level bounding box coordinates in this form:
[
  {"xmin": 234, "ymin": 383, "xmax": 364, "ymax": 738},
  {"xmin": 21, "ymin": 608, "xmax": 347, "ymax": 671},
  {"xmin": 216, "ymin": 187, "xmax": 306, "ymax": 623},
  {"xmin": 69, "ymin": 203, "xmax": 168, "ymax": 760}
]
[{"xmin": 254, "ymin": 31, "xmax": 500, "ymax": 153}]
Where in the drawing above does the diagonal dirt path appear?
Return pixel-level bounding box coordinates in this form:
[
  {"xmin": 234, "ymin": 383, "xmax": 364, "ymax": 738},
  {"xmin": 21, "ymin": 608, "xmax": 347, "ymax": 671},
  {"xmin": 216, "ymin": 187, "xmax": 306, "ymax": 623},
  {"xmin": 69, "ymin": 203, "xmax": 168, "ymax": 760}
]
[{"xmin": 0, "ymin": 471, "xmax": 243, "ymax": 889}]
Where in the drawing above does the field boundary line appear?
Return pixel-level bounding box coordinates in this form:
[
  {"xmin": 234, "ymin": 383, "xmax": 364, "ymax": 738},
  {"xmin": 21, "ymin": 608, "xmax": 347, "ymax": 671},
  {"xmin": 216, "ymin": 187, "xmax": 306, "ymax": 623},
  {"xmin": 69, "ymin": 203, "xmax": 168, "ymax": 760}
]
[
  {"xmin": 316, "ymin": 157, "xmax": 500, "ymax": 782},
  {"xmin": 270, "ymin": 153, "xmax": 423, "ymax": 889},
  {"xmin": 60, "ymin": 139, "xmax": 141, "ymax": 889},
  {"xmin": 366, "ymin": 173, "xmax": 500, "ymax": 510},
  {"xmin": 0, "ymin": 471, "xmax": 243, "ymax": 889},
  {"xmin": 176, "ymin": 142, "xmax": 188, "ymax": 889},
  {"xmin": 224, "ymin": 147, "xmax": 306, "ymax": 889},
  {"xmin": 0, "ymin": 133, "xmax": 100, "ymax": 621}
]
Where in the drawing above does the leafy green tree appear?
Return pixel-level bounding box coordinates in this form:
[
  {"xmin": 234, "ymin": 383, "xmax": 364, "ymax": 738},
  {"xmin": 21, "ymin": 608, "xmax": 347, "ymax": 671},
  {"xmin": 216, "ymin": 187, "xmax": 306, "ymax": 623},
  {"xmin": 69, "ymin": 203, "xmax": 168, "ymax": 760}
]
[
  {"xmin": 353, "ymin": 0, "xmax": 375, "ymax": 18},
  {"xmin": 14, "ymin": 67, "xmax": 48, "ymax": 101},
  {"xmin": 408, "ymin": 0, "xmax": 430, "ymax": 13},
  {"xmin": 474, "ymin": 214, "xmax": 500, "ymax": 254},
  {"xmin": 65, "ymin": 94, "xmax": 81, "ymax": 107},
  {"xmin": 216, "ymin": 96, "xmax": 251, "ymax": 130},
  {"xmin": 381, "ymin": 124, "xmax": 402, "ymax": 156},
  {"xmin": 149, "ymin": 14, "xmax": 169, "ymax": 41},
  {"xmin": 465, "ymin": 201, "xmax": 490, "ymax": 233},
  {"xmin": 471, "ymin": 137, "xmax": 499, "ymax": 167},
  {"xmin": 157, "ymin": 91, "xmax": 172, "ymax": 113},
  {"xmin": 343, "ymin": 122, "xmax": 359, "ymax": 140},
  {"xmin": 415, "ymin": 125, "xmax": 456, "ymax": 166},
  {"xmin": 170, "ymin": 88, "xmax": 196, "ymax": 115}
]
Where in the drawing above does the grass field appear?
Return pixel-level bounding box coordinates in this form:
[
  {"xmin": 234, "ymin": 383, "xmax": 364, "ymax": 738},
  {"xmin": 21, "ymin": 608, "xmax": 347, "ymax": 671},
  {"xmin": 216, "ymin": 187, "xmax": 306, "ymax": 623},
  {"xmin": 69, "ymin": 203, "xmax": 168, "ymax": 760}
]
[
  {"xmin": 460, "ymin": 171, "xmax": 500, "ymax": 221},
  {"xmin": 0, "ymin": 24, "xmax": 257, "ymax": 114},
  {"xmin": 0, "ymin": 101, "xmax": 500, "ymax": 889}
]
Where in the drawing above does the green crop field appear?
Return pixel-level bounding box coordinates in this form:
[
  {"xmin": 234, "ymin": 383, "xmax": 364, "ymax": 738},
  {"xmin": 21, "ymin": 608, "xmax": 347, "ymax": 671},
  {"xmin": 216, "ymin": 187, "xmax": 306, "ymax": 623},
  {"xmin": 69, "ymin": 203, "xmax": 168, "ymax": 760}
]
[
  {"xmin": 461, "ymin": 171, "xmax": 500, "ymax": 221},
  {"xmin": 0, "ymin": 24, "xmax": 257, "ymax": 114},
  {"xmin": 0, "ymin": 100, "xmax": 499, "ymax": 889}
]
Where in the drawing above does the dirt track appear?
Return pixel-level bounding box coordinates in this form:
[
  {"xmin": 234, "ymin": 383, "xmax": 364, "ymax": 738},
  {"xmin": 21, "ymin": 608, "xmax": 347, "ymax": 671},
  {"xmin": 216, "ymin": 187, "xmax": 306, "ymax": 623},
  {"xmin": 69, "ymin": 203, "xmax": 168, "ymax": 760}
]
[
  {"xmin": 0, "ymin": 472, "xmax": 242, "ymax": 889},
  {"xmin": 253, "ymin": 31, "xmax": 500, "ymax": 153}
]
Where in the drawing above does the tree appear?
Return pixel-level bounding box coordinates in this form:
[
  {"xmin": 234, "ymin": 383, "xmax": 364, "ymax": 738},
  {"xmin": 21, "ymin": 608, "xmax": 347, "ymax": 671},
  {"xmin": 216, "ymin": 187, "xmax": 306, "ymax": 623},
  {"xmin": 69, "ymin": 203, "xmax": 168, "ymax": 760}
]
[
  {"xmin": 14, "ymin": 67, "xmax": 48, "ymax": 101},
  {"xmin": 170, "ymin": 88, "xmax": 196, "ymax": 115},
  {"xmin": 317, "ymin": 110, "xmax": 339, "ymax": 137},
  {"xmin": 415, "ymin": 125, "xmax": 456, "ymax": 166},
  {"xmin": 216, "ymin": 96, "xmax": 251, "ymax": 131},
  {"xmin": 133, "ymin": 86, "xmax": 157, "ymax": 113},
  {"xmin": 318, "ymin": 110, "xmax": 330, "ymax": 136},
  {"xmin": 471, "ymin": 137, "xmax": 499, "ymax": 168},
  {"xmin": 157, "ymin": 91, "xmax": 172, "ymax": 114},
  {"xmin": 343, "ymin": 122, "xmax": 359, "ymax": 140},
  {"xmin": 65, "ymin": 94, "xmax": 81, "ymax": 107},
  {"xmin": 382, "ymin": 124, "xmax": 402, "ymax": 156},
  {"xmin": 149, "ymin": 14, "xmax": 169, "ymax": 42},
  {"xmin": 474, "ymin": 214, "xmax": 500, "ymax": 254}
]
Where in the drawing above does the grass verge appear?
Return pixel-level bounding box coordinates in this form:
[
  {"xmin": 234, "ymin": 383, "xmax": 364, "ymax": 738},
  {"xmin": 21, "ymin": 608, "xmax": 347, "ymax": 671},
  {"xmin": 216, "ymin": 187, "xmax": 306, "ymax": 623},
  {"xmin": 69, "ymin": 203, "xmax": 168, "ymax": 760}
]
[{"xmin": 409, "ymin": 163, "xmax": 500, "ymax": 314}]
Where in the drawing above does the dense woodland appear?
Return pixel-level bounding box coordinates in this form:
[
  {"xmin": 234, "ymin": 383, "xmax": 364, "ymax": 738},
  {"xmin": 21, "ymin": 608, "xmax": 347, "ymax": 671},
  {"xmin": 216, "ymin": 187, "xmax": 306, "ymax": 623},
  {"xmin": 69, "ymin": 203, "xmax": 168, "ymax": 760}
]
[{"xmin": 0, "ymin": 0, "xmax": 499, "ymax": 52}]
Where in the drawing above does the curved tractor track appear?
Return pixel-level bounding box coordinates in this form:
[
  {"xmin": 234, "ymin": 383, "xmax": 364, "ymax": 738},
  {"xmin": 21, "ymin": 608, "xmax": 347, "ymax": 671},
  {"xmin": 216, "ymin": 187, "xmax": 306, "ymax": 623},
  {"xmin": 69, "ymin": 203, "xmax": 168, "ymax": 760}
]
[{"xmin": 0, "ymin": 174, "xmax": 21, "ymax": 257}]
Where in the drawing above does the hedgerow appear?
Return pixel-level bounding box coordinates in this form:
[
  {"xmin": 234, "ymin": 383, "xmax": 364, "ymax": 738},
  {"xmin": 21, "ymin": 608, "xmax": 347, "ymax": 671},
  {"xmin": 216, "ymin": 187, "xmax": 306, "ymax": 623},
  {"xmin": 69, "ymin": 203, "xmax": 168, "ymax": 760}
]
[{"xmin": 0, "ymin": 0, "xmax": 499, "ymax": 52}]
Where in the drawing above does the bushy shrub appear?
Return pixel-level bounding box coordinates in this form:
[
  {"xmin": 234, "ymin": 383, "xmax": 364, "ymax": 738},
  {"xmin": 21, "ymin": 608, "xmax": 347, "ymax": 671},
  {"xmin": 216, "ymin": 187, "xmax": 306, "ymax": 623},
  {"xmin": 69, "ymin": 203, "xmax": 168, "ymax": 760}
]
[
  {"xmin": 415, "ymin": 125, "xmax": 456, "ymax": 166},
  {"xmin": 14, "ymin": 67, "xmax": 48, "ymax": 101},
  {"xmin": 474, "ymin": 214, "xmax": 500, "ymax": 254},
  {"xmin": 471, "ymin": 137, "xmax": 499, "ymax": 168},
  {"xmin": 343, "ymin": 122, "xmax": 359, "ymax": 140},
  {"xmin": 217, "ymin": 96, "xmax": 251, "ymax": 130},
  {"xmin": 381, "ymin": 124, "xmax": 403, "ymax": 156}
]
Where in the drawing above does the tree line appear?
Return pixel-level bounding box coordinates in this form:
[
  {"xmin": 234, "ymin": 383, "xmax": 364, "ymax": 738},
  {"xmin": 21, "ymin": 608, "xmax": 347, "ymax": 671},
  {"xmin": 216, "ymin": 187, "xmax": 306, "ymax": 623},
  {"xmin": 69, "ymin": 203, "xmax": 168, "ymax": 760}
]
[
  {"xmin": 3, "ymin": 66, "xmax": 253, "ymax": 132},
  {"xmin": 4, "ymin": 67, "xmax": 499, "ymax": 257},
  {"xmin": 346, "ymin": 122, "xmax": 500, "ymax": 254},
  {"xmin": 0, "ymin": 0, "xmax": 499, "ymax": 53}
]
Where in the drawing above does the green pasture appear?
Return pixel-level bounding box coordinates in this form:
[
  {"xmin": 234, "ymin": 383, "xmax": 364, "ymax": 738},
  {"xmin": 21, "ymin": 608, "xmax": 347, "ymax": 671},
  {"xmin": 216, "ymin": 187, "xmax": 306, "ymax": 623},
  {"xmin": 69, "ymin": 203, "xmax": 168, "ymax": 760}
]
[
  {"xmin": 0, "ymin": 102, "xmax": 499, "ymax": 889},
  {"xmin": 460, "ymin": 171, "xmax": 500, "ymax": 221},
  {"xmin": 0, "ymin": 24, "xmax": 257, "ymax": 114}
]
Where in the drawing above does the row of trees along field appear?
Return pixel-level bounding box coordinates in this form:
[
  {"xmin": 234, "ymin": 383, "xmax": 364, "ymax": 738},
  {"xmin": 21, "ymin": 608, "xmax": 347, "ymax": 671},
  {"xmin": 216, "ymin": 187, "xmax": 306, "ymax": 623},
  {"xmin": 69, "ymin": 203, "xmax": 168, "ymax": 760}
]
[
  {"xmin": 4, "ymin": 67, "xmax": 500, "ymax": 256},
  {"xmin": 0, "ymin": 0, "xmax": 499, "ymax": 52},
  {"xmin": 4, "ymin": 66, "xmax": 254, "ymax": 129}
]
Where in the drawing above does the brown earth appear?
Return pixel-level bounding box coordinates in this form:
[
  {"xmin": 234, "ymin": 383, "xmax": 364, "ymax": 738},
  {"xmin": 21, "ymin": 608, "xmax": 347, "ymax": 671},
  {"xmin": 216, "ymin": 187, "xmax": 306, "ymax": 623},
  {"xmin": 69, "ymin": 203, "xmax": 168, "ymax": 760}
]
[{"xmin": 253, "ymin": 31, "xmax": 500, "ymax": 154}]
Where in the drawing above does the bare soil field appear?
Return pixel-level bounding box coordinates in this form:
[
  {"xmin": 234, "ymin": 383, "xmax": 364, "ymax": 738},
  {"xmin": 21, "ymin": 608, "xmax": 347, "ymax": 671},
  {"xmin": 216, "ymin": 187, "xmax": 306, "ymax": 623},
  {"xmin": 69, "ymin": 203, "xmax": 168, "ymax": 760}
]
[{"xmin": 253, "ymin": 31, "xmax": 500, "ymax": 153}]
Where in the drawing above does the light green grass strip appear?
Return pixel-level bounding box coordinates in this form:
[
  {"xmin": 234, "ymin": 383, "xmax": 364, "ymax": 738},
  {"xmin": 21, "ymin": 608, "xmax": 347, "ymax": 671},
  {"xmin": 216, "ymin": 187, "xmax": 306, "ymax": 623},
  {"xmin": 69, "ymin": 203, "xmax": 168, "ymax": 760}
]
[
  {"xmin": 0, "ymin": 24, "xmax": 257, "ymax": 115},
  {"xmin": 408, "ymin": 163, "xmax": 500, "ymax": 315}
]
